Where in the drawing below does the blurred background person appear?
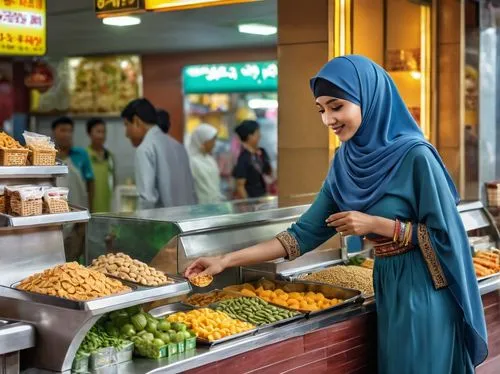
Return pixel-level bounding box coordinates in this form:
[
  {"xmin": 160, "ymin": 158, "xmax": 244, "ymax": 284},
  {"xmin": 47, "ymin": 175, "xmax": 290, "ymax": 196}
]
[
  {"xmin": 121, "ymin": 98, "xmax": 196, "ymax": 209},
  {"xmin": 52, "ymin": 116, "xmax": 94, "ymax": 210},
  {"xmin": 188, "ymin": 124, "xmax": 224, "ymax": 204},
  {"xmin": 232, "ymin": 120, "xmax": 273, "ymax": 199},
  {"xmin": 156, "ymin": 109, "xmax": 171, "ymax": 134},
  {"xmin": 86, "ymin": 118, "xmax": 115, "ymax": 213}
]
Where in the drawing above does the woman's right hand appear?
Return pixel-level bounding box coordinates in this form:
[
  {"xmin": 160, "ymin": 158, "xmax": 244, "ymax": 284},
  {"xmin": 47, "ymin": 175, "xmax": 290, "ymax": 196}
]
[{"xmin": 184, "ymin": 256, "xmax": 228, "ymax": 278}]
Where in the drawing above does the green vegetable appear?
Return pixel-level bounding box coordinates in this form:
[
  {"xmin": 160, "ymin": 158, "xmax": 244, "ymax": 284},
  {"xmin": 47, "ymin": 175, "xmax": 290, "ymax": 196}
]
[
  {"xmin": 152, "ymin": 338, "xmax": 165, "ymax": 348},
  {"xmin": 175, "ymin": 332, "xmax": 186, "ymax": 343},
  {"xmin": 168, "ymin": 332, "xmax": 177, "ymax": 342},
  {"xmin": 131, "ymin": 313, "xmax": 148, "ymax": 332},
  {"xmin": 157, "ymin": 320, "xmax": 171, "ymax": 332},
  {"xmin": 156, "ymin": 332, "xmax": 170, "ymax": 343},
  {"xmin": 126, "ymin": 305, "xmax": 142, "ymax": 317},
  {"xmin": 142, "ymin": 333, "xmax": 155, "ymax": 342},
  {"xmin": 182, "ymin": 331, "xmax": 191, "ymax": 340},
  {"xmin": 120, "ymin": 324, "xmax": 136, "ymax": 337},
  {"xmin": 145, "ymin": 321, "xmax": 158, "ymax": 334}
]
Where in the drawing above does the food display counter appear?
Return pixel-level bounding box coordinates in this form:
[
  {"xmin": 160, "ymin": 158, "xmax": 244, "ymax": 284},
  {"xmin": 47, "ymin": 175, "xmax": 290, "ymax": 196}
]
[{"xmin": 1, "ymin": 193, "xmax": 499, "ymax": 372}]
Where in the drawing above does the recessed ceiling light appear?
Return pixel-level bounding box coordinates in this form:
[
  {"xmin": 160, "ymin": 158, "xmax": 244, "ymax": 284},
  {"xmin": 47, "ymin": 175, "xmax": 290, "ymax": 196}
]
[
  {"xmin": 102, "ymin": 16, "xmax": 141, "ymax": 27},
  {"xmin": 238, "ymin": 23, "xmax": 277, "ymax": 36}
]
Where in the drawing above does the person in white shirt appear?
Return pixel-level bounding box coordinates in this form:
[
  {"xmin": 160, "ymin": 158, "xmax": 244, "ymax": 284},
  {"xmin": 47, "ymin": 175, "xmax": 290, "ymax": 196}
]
[{"xmin": 188, "ymin": 124, "xmax": 224, "ymax": 204}]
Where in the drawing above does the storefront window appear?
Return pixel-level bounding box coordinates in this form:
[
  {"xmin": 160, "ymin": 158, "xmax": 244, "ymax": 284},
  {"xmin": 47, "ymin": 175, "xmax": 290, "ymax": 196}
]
[
  {"xmin": 476, "ymin": 0, "xmax": 500, "ymax": 202},
  {"xmin": 384, "ymin": 0, "xmax": 431, "ymax": 140}
]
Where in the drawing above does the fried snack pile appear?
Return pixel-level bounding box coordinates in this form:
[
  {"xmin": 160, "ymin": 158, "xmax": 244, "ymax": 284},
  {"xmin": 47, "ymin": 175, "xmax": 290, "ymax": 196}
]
[
  {"xmin": 189, "ymin": 274, "xmax": 213, "ymax": 288},
  {"xmin": 474, "ymin": 251, "xmax": 500, "ymax": 278},
  {"xmin": 0, "ymin": 132, "xmax": 24, "ymax": 149},
  {"xmin": 184, "ymin": 291, "xmax": 238, "ymax": 307},
  {"xmin": 90, "ymin": 253, "xmax": 174, "ymax": 287},
  {"xmin": 17, "ymin": 262, "xmax": 130, "ymax": 301}
]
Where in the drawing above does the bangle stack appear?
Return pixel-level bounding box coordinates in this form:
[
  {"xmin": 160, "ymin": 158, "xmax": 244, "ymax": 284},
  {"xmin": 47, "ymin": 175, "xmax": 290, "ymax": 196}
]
[{"xmin": 393, "ymin": 219, "xmax": 413, "ymax": 246}]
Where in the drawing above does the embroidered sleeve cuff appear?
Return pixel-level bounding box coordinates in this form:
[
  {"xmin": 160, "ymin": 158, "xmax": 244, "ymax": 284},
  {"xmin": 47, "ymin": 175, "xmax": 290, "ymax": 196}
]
[
  {"xmin": 275, "ymin": 231, "xmax": 301, "ymax": 261},
  {"xmin": 417, "ymin": 224, "xmax": 448, "ymax": 289}
]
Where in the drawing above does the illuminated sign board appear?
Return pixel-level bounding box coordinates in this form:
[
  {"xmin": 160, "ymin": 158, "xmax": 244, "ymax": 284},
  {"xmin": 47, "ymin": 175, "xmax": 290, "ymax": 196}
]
[
  {"xmin": 95, "ymin": 0, "xmax": 143, "ymax": 16},
  {"xmin": 183, "ymin": 61, "xmax": 278, "ymax": 93},
  {"xmin": 0, "ymin": 0, "xmax": 46, "ymax": 56}
]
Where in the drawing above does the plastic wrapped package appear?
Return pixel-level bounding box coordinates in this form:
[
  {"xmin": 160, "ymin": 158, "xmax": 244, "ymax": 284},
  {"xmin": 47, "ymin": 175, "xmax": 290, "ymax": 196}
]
[
  {"xmin": 43, "ymin": 187, "xmax": 69, "ymax": 214},
  {"xmin": 9, "ymin": 186, "xmax": 45, "ymax": 216},
  {"xmin": 23, "ymin": 131, "xmax": 57, "ymax": 166}
]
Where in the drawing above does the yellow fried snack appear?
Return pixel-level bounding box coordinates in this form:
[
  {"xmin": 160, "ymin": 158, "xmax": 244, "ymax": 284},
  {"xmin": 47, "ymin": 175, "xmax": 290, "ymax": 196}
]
[
  {"xmin": 90, "ymin": 253, "xmax": 174, "ymax": 287},
  {"xmin": 189, "ymin": 274, "xmax": 213, "ymax": 287},
  {"xmin": 0, "ymin": 132, "xmax": 24, "ymax": 149},
  {"xmin": 184, "ymin": 291, "xmax": 238, "ymax": 307},
  {"xmin": 17, "ymin": 262, "xmax": 130, "ymax": 301},
  {"xmin": 167, "ymin": 308, "xmax": 254, "ymax": 341}
]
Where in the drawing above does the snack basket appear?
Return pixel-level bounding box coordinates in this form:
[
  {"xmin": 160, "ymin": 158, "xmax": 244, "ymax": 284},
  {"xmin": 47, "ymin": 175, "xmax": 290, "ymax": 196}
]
[
  {"xmin": 0, "ymin": 147, "xmax": 29, "ymax": 166},
  {"xmin": 0, "ymin": 185, "xmax": 5, "ymax": 213},
  {"xmin": 43, "ymin": 188, "xmax": 70, "ymax": 214},
  {"xmin": 486, "ymin": 181, "xmax": 500, "ymax": 208},
  {"xmin": 29, "ymin": 147, "xmax": 57, "ymax": 166},
  {"xmin": 10, "ymin": 190, "xmax": 43, "ymax": 217}
]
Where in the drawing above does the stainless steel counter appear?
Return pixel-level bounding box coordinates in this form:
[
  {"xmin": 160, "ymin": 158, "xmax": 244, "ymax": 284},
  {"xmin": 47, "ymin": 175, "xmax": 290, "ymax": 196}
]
[
  {"xmin": 0, "ymin": 321, "xmax": 35, "ymax": 355},
  {"xmin": 110, "ymin": 302, "xmax": 373, "ymax": 374}
]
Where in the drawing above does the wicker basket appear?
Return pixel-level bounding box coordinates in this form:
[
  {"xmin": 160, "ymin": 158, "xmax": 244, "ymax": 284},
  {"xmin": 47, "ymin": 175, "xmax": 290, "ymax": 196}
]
[
  {"xmin": 29, "ymin": 148, "xmax": 57, "ymax": 166},
  {"xmin": 10, "ymin": 196, "xmax": 43, "ymax": 216},
  {"xmin": 0, "ymin": 148, "xmax": 29, "ymax": 166},
  {"xmin": 0, "ymin": 195, "xmax": 4, "ymax": 214},
  {"xmin": 43, "ymin": 198, "xmax": 69, "ymax": 214},
  {"xmin": 486, "ymin": 182, "xmax": 500, "ymax": 208}
]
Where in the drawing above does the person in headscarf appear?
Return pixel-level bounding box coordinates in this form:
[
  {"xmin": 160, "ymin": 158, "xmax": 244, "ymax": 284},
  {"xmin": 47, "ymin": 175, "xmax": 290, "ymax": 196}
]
[
  {"xmin": 185, "ymin": 56, "xmax": 488, "ymax": 373},
  {"xmin": 188, "ymin": 124, "xmax": 224, "ymax": 204},
  {"xmin": 232, "ymin": 120, "xmax": 273, "ymax": 199}
]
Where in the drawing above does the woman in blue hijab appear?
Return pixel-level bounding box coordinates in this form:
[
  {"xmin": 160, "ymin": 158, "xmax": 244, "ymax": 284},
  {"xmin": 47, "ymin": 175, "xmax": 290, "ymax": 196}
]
[{"xmin": 185, "ymin": 55, "xmax": 488, "ymax": 373}]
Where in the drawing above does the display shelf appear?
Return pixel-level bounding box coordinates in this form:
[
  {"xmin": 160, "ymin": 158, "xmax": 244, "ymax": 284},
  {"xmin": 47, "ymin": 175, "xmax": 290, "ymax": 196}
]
[
  {"xmin": 6, "ymin": 277, "xmax": 191, "ymax": 315},
  {"xmin": 0, "ymin": 320, "xmax": 35, "ymax": 355},
  {"xmin": 0, "ymin": 206, "xmax": 90, "ymax": 228},
  {"xmin": 0, "ymin": 165, "xmax": 68, "ymax": 178}
]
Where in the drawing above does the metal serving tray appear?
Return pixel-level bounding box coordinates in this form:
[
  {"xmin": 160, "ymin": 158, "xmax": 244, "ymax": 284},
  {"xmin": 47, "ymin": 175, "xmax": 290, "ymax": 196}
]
[
  {"xmin": 209, "ymin": 296, "xmax": 306, "ymax": 331},
  {"xmin": 94, "ymin": 271, "xmax": 178, "ymax": 289},
  {"xmin": 7, "ymin": 275, "xmax": 191, "ymax": 315},
  {"xmin": 477, "ymin": 272, "xmax": 500, "ymax": 282},
  {"xmin": 182, "ymin": 289, "xmax": 240, "ymax": 308},
  {"xmin": 224, "ymin": 278, "xmax": 363, "ymax": 316},
  {"xmin": 148, "ymin": 302, "xmax": 258, "ymax": 346},
  {"xmin": 0, "ymin": 164, "xmax": 68, "ymax": 178}
]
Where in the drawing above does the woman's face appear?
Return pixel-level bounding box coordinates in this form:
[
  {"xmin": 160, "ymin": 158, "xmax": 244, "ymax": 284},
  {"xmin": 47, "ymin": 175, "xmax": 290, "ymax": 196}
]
[
  {"xmin": 203, "ymin": 136, "xmax": 217, "ymax": 154},
  {"xmin": 315, "ymin": 96, "xmax": 362, "ymax": 142}
]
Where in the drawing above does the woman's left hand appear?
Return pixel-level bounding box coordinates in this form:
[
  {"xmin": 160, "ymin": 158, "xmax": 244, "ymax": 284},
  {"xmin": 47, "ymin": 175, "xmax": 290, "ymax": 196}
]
[{"xmin": 326, "ymin": 211, "xmax": 376, "ymax": 236}]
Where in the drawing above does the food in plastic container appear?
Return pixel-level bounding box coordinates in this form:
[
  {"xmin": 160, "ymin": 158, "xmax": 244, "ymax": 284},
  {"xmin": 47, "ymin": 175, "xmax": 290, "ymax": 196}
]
[
  {"xmin": 16, "ymin": 262, "xmax": 130, "ymax": 301},
  {"xmin": 43, "ymin": 187, "xmax": 69, "ymax": 214},
  {"xmin": 0, "ymin": 185, "xmax": 5, "ymax": 213},
  {"xmin": 23, "ymin": 131, "xmax": 57, "ymax": 166},
  {"xmin": 72, "ymin": 351, "xmax": 90, "ymax": 373},
  {"xmin": 89, "ymin": 347, "xmax": 116, "ymax": 370},
  {"xmin": 9, "ymin": 186, "xmax": 45, "ymax": 216}
]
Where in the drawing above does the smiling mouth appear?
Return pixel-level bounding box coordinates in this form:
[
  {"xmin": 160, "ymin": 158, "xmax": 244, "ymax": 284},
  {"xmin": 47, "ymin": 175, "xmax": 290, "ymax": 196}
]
[{"xmin": 330, "ymin": 124, "xmax": 345, "ymax": 135}]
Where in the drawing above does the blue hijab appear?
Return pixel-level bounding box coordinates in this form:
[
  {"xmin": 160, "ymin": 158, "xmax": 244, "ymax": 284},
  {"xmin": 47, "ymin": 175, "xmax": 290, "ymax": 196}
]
[{"xmin": 310, "ymin": 55, "xmax": 459, "ymax": 212}]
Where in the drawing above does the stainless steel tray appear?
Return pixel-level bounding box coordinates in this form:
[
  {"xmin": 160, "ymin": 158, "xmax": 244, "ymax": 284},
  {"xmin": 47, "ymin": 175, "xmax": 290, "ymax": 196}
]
[
  {"xmin": 477, "ymin": 272, "xmax": 500, "ymax": 282},
  {"xmin": 148, "ymin": 302, "xmax": 258, "ymax": 346},
  {"xmin": 0, "ymin": 164, "xmax": 68, "ymax": 178},
  {"xmin": 210, "ymin": 296, "xmax": 306, "ymax": 331},
  {"xmin": 95, "ymin": 271, "xmax": 177, "ymax": 289},
  {"xmin": 6, "ymin": 276, "xmax": 191, "ymax": 315},
  {"xmin": 0, "ymin": 205, "xmax": 90, "ymax": 228},
  {"xmin": 148, "ymin": 302, "xmax": 195, "ymax": 318},
  {"xmin": 182, "ymin": 289, "xmax": 240, "ymax": 308},
  {"xmin": 224, "ymin": 278, "xmax": 363, "ymax": 316}
]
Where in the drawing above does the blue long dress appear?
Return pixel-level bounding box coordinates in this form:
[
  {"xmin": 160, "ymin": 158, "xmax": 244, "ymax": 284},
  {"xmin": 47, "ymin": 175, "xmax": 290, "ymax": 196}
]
[{"xmin": 276, "ymin": 146, "xmax": 485, "ymax": 373}]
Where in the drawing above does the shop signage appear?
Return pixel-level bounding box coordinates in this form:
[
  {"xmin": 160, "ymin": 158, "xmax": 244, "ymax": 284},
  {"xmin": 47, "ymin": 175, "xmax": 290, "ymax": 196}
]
[
  {"xmin": 0, "ymin": 0, "xmax": 46, "ymax": 56},
  {"xmin": 145, "ymin": 0, "xmax": 260, "ymax": 12},
  {"xmin": 183, "ymin": 61, "xmax": 278, "ymax": 93},
  {"xmin": 95, "ymin": 0, "xmax": 143, "ymax": 16}
]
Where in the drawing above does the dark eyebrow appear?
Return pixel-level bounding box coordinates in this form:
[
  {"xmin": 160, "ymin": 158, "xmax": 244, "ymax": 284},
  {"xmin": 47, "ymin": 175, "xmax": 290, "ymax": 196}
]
[{"xmin": 315, "ymin": 98, "xmax": 338, "ymax": 106}]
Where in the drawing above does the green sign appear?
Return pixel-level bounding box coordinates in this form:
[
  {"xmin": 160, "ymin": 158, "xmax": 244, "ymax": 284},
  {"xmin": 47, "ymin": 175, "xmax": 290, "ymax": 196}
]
[
  {"xmin": 95, "ymin": 0, "xmax": 143, "ymax": 15},
  {"xmin": 182, "ymin": 61, "xmax": 278, "ymax": 93}
]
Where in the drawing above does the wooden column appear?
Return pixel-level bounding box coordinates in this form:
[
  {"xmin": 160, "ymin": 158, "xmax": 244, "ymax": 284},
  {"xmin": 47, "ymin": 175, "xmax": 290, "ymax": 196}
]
[
  {"xmin": 276, "ymin": 0, "xmax": 331, "ymax": 207},
  {"xmin": 435, "ymin": 0, "xmax": 464, "ymax": 190}
]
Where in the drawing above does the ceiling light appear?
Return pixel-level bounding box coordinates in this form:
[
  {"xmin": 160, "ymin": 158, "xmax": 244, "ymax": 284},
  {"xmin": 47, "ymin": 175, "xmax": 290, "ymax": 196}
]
[
  {"xmin": 238, "ymin": 23, "xmax": 277, "ymax": 36},
  {"xmin": 102, "ymin": 16, "xmax": 141, "ymax": 27}
]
